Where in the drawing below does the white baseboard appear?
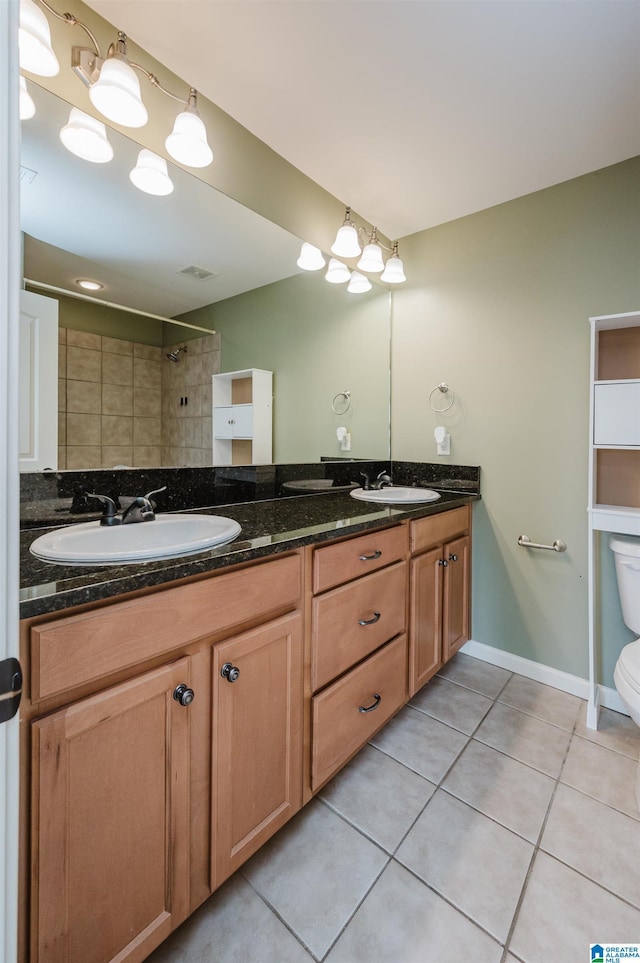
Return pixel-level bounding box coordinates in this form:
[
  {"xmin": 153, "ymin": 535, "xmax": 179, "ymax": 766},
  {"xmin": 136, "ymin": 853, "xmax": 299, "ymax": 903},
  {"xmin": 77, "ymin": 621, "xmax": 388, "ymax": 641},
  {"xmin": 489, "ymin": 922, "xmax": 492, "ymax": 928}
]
[{"xmin": 461, "ymin": 639, "xmax": 628, "ymax": 717}]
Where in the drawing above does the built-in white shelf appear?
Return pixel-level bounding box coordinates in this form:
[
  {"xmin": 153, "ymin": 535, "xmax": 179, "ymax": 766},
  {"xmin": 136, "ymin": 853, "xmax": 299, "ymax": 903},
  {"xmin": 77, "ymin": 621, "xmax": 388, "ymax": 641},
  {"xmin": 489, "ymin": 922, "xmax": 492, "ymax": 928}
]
[
  {"xmin": 587, "ymin": 311, "xmax": 640, "ymax": 729},
  {"xmin": 212, "ymin": 368, "xmax": 273, "ymax": 466}
]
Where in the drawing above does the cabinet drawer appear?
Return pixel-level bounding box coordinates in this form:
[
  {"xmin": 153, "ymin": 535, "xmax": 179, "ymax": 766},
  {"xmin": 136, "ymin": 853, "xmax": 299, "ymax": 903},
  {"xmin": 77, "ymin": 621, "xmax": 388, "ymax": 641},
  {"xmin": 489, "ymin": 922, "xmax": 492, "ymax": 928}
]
[
  {"xmin": 410, "ymin": 506, "xmax": 470, "ymax": 555},
  {"xmin": 312, "ymin": 562, "xmax": 406, "ymax": 691},
  {"xmin": 313, "ymin": 525, "xmax": 407, "ymax": 593},
  {"xmin": 31, "ymin": 553, "xmax": 301, "ymax": 702},
  {"xmin": 311, "ymin": 634, "xmax": 407, "ymax": 791}
]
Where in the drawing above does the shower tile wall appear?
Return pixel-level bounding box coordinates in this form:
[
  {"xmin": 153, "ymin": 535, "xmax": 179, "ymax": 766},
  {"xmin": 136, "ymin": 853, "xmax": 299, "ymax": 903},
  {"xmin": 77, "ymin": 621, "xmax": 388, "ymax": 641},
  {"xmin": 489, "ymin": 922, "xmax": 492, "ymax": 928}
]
[
  {"xmin": 161, "ymin": 335, "xmax": 220, "ymax": 467},
  {"xmin": 58, "ymin": 329, "xmax": 219, "ymax": 470}
]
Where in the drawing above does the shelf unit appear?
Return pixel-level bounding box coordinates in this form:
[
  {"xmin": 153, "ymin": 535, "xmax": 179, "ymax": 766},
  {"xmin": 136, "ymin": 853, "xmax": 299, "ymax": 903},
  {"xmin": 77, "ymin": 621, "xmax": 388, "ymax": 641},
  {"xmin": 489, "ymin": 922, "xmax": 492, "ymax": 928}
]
[
  {"xmin": 587, "ymin": 310, "xmax": 640, "ymax": 728},
  {"xmin": 212, "ymin": 368, "xmax": 273, "ymax": 465}
]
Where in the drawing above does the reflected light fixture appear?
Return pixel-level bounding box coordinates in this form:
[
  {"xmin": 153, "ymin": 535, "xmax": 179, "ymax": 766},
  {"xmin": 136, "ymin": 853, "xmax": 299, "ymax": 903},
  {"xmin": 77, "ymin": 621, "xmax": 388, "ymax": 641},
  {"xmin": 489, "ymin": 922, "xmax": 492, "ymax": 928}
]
[
  {"xmin": 347, "ymin": 271, "xmax": 372, "ymax": 294},
  {"xmin": 19, "ymin": 0, "xmax": 213, "ymax": 167},
  {"xmin": 19, "ymin": 75, "xmax": 36, "ymax": 120},
  {"xmin": 297, "ymin": 205, "xmax": 407, "ymax": 291},
  {"xmin": 325, "ymin": 258, "xmax": 351, "ymax": 284},
  {"xmin": 129, "ymin": 149, "xmax": 174, "ymax": 196},
  {"xmin": 60, "ymin": 107, "xmax": 114, "ymax": 163},
  {"xmin": 296, "ymin": 242, "xmax": 326, "ymax": 271}
]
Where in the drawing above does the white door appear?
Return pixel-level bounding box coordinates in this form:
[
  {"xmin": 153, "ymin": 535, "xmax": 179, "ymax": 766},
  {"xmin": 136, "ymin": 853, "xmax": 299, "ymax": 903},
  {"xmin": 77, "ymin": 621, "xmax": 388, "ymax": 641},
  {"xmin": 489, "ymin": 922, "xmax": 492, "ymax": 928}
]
[
  {"xmin": 19, "ymin": 289, "xmax": 58, "ymax": 471},
  {"xmin": 1, "ymin": 3, "xmax": 21, "ymax": 961}
]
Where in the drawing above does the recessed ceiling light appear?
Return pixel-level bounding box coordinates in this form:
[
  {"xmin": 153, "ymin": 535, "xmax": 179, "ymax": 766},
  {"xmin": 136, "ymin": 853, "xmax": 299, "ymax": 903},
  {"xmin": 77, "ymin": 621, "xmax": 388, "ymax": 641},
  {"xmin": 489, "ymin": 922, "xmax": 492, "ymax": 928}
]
[{"xmin": 76, "ymin": 279, "xmax": 103, "ymax": 291}]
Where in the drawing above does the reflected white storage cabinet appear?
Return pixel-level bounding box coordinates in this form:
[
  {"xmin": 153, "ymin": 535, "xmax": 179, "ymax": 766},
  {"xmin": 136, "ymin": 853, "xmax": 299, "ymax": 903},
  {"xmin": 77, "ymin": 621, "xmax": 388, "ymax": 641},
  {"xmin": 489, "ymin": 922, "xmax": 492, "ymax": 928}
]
[
  {"xmin": 212, "ymin": 368, "xmax": 272, "ymax": 465},
  {"xmin": 587, "ymin": 311, "xmax": 640, "ymax": 729}
]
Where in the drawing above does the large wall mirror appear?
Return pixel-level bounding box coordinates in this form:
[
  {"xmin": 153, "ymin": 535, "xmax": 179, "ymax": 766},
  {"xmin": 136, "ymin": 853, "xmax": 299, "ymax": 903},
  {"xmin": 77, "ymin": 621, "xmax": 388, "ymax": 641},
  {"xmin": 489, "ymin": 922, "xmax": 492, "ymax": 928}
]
[{"xmin": 20, "ymin": 83, "xmax": 391, "ymax": 472}]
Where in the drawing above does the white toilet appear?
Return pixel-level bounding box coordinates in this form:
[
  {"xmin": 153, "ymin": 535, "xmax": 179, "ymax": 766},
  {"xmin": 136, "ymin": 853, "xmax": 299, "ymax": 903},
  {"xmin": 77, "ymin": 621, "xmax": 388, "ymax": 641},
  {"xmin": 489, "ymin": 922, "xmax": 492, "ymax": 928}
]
[{"xmin": 609, "ymin": 534, "xmax": 640, "ymax": 807}]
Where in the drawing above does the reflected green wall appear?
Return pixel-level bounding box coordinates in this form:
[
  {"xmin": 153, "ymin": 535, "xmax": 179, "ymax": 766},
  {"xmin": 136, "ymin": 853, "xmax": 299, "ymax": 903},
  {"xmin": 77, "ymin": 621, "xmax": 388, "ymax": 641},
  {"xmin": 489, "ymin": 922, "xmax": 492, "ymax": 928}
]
[
  {"xmin": 26, "ymin": 287, "xmax": 164, "ymax": 345},
  {"xmin": 391, "ymin": 156, "xmax": 640, "ymax": 685},
  {"xmin": 179, "ymin": 273, "xmax": 390, "ymax": 462}
]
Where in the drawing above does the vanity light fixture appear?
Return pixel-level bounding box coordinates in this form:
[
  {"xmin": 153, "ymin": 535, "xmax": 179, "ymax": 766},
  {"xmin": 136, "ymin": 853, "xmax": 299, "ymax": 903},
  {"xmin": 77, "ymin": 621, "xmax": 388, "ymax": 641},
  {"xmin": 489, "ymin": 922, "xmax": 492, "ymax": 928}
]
[
  {"xmin": 297, "ymin": 207, "xmax": 407, "ymax": 291},
  {"xmin": 60, "ymin": 107, "xmax": 114, "ymax": 163},
  {"xmin": 18, "ymin": 0, "xmax": 213, "ymax": 167},
  {"xmin": 19, "ymin": 75, "xmax": 36, "ymax": 120},
  {"xmin": 129, "ymin": 149, "xmax": 174, "ymax": 196}
]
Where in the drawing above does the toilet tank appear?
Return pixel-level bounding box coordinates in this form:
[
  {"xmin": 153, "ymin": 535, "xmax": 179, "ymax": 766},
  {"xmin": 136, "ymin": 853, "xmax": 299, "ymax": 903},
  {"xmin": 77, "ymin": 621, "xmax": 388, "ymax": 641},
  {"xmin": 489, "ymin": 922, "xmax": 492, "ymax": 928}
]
[{"xmin": 609, "ymin": 534, "xmax": 640, "ymax": 635}]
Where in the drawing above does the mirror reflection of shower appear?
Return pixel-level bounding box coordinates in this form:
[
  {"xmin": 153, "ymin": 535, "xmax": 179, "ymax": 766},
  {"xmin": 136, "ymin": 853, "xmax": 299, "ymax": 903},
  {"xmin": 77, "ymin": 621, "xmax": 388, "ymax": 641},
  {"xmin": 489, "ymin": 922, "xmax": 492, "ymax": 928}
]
[{"xmin": 166, "ymin": 346, "xmax": 188, "ymax": 363}]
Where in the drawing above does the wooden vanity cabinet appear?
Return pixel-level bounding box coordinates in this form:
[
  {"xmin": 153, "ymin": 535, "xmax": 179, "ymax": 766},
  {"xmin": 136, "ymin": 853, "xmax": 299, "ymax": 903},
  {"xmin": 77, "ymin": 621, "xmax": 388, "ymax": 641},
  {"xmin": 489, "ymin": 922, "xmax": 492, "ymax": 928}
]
[
  {"xmin": 22, "ymin": 552, "xmax": 303, "ymax": 963},
  {"xmin": 409, "ymin": 505, "xmax": 471, "ymax": 696},
  {"xmin": 309, "ymin": 525, "xmax": 409, "ymax": 792},
  {"xmin": 211, "ymin": 611, "xmax": 303, "ymax": 889},
  {"xmin": 31, "ymin": 659, "xmax": 192, "ymax": 963}
]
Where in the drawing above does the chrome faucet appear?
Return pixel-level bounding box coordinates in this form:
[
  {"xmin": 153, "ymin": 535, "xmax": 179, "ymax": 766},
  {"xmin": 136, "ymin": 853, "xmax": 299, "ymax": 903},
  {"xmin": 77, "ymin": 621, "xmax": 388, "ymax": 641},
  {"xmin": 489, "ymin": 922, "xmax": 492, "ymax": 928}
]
[
  {"xmin": 372, "ymin": 472, "xmax": 392, "ymax": 490},
  {"xmin": 121, "ymin": 486, "xmax": 167, "ymax": 524}
]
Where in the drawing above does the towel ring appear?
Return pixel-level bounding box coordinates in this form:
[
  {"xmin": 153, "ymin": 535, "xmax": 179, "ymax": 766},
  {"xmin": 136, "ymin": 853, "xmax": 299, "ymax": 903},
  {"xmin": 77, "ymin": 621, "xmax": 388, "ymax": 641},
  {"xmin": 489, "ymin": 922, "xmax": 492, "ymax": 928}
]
[
  {"xmin": 332, "ymin": 390, "xmax": 351, "ymax": 415},
  {"xmin": 429, "ymin": 382, "xmax": 455, "ymax": 412}
]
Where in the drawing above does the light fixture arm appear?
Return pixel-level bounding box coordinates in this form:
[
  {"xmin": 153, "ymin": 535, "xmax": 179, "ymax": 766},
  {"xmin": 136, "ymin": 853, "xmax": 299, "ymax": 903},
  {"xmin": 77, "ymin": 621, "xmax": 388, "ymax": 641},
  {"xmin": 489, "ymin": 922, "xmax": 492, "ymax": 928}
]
[{"xmin": 36, "ymin": 0, "xmax": 102, "ymax": 57}]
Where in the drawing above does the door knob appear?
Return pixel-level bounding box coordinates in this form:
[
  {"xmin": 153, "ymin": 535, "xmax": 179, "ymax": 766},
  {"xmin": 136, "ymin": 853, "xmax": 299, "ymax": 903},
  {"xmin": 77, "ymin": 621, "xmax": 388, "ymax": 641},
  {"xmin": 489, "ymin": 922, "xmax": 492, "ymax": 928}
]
[
  {"xmin": 449, "ymin": 553, "xmax": 458, "ymax": 562},
  {"xmin": 173, "ymin": 684, "xmax": 195, "ymax": 706},
  {"xmin": 221, "ymin": 662, "xmax": 240, "ymax": 683}
]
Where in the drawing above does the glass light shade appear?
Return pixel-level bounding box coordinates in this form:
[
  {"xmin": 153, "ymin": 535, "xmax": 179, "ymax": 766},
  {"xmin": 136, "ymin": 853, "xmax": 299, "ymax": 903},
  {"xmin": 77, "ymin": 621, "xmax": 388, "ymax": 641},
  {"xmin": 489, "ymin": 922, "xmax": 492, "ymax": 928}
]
[
  {"xmin": 380, "ymin": 255, "xmax": 407, "ymax": 283},
  {"xmin": 19, "ymin": 76, "xmax": 36, "ymax": 120},
  {"xmin": 325, "ymin": 258, "xmax": 350, "ymax": 284},
  {"xmin": 60, "ymin": 108, "xmax": 114, "ymax": 163},
  {"xmin": 165, "ymin": 107, "xmax": 213, "ymax": 168},
  {"xmin": 296, "ymin": 243, "xmax": 326, "ymax": 271},
  {"xmin": 129, "ymin": 149, "xmax": 174, "ymax": 196},
  {"xmin": 89, "ymin": 55, "xmax": 148, "ymax": 128},
  {"xmin": 347, "ymin": 271, "xmax": 372, "ymax": 294},
  {"xmin": 357, "ymin": 242, "xmax": 385, "ymax": 273},
  {"xmin": 331, "ymin": 222, "xmax": 361, "ymax": 258},
  {"xmin": 19, "ymin": 0, "xmax": 59, "ymax": 76}
]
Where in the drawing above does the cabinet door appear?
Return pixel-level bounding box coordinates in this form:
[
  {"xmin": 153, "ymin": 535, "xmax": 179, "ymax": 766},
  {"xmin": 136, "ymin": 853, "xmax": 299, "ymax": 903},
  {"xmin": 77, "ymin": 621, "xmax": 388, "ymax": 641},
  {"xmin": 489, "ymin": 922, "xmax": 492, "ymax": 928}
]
[
  {"xmin": 409, "ymin": 547, "xmax": 443, "ymax": 697},
  {"xmin": 31, "ymin": 659, "xmax": 192, "ymax": 963},
  {"xmin": 443, "ymin": 534, "xmax": 470, "ymax": 661},
  {"xmin": 230, "ymin": 404, "xmax": 253, "ymax": 438},
  {"xmin": 211, "ymin": 611, "xmax": 303, "ymax": 889},
  {"xmin": 213, "ymin": 406, "xmax": 234, "ymax": 438}
]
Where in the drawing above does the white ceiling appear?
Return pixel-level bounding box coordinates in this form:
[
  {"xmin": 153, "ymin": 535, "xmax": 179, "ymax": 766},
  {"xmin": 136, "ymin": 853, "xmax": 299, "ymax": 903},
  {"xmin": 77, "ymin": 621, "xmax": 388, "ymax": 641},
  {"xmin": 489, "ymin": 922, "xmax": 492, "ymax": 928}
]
[{"xmin": 84, "ymin": 0, "xmax": 640, "ymax": 241}]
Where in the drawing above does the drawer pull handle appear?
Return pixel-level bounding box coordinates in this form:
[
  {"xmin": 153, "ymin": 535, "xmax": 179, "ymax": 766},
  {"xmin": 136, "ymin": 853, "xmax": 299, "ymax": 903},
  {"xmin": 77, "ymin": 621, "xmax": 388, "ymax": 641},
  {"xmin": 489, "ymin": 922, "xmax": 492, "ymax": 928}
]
[
  {"xmin": 438, "ymin": 558, "xmax": 448, "ymax": 567},
  {"xmin": 173, "ymin": 684, "xmax": 195, "ymax": 707},
  {"xmin": 359, "ymin": 550, "xmax": 382, "ymax": 561},
  {"xmin": 358, "ymin": 611, "xmax": 381, "ymax": 626},
  {"xmin": 449, "ymin": 553, "xmax": 458, "ymax": 562},
  {"xmin": 359, "ymin": 693, "xmax": 381, "ymax": 713}
]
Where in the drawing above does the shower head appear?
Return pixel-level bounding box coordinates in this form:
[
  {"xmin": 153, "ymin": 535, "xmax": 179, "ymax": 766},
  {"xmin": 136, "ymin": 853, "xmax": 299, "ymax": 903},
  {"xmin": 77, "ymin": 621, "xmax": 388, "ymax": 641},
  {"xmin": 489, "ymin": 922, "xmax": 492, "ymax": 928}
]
[{"xmin": 166, "ymin": 346, "xmax": 188, "ymax": 363}]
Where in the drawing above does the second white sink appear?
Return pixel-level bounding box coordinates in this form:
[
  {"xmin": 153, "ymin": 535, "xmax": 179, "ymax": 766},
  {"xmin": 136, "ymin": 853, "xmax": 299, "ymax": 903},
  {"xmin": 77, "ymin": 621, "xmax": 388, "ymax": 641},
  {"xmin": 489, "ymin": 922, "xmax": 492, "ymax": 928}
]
[
  {"xmin": 350, "ymin": 487, "xmax": 441, "ymax": 505},
  {"xmin": 30, "ymin": 513, "xmax": 242, "ymax": 565}
]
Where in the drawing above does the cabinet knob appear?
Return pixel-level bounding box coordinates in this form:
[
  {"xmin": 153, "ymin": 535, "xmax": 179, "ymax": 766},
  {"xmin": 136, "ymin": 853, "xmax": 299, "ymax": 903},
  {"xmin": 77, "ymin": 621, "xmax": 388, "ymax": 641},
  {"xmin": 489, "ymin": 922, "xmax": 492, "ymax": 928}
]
[
  {"xmin": 221, "ymin": 662, "xmax": 240, "ymax": 683},
  {"xmin": 173, "ymin": 684, "xmax": 195, "ymax": 707},
  {"xmin": 449, "ymin": 553, "xmax": 458, "ymax": 562},
  {"xmin": 438, "ymin": 558, "xmax": 449, "ymax": 567}
]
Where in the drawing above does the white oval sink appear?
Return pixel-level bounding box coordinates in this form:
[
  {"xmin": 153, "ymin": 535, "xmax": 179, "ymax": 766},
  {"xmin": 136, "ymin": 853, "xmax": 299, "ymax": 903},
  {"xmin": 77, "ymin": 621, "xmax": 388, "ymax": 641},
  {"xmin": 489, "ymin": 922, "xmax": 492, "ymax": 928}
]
[
  {"xmin": 350, "ymin": 487, "xmax": 441, "ymax": 505},
  {"xmin": 29, "ymin": 514, "xmax": 242, "ymax": 566}
]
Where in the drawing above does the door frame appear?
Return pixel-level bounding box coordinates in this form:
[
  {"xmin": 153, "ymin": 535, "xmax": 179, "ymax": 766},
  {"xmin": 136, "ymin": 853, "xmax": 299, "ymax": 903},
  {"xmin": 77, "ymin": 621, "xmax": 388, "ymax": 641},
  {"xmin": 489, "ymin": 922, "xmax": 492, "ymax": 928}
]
[{"xmin": 1, "ymin": 2, "xmax": 22, "ymax": 961}]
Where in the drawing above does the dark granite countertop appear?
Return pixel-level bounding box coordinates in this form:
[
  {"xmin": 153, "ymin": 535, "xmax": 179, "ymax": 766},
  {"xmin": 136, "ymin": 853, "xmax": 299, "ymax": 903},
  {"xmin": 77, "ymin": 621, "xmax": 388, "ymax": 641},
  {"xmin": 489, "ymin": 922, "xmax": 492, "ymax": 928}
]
[{"xmin": 20, "ymin": 487, "xmax": 479, "ymax": 620}]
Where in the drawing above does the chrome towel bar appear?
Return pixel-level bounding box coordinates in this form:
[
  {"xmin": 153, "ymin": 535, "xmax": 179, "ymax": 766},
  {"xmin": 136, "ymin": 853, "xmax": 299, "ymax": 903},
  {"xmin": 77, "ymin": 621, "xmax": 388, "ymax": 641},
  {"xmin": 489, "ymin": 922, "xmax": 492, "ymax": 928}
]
[{"xmin": 518, "ymin": 534, "xmax": 567, "ymax": 553}]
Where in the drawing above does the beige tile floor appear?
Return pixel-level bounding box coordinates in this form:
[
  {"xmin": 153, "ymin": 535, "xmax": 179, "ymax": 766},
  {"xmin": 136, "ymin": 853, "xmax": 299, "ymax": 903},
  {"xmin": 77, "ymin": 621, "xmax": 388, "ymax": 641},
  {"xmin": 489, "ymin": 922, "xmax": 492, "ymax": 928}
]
[{"xmin": 148, "ymin": 653, "xmax": 640, "ymax": 963}]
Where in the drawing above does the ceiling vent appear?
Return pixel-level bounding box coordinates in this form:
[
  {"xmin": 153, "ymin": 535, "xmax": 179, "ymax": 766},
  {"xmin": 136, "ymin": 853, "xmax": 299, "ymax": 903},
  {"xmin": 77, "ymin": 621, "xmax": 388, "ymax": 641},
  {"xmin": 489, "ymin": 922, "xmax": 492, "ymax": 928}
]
[
  {"xmin": 20, "ymin": 165, "xmax": 38, "ymax": 185},
  {"xmin": 177, "ymin": 263, "xmax": 218, "ymax": 282}
]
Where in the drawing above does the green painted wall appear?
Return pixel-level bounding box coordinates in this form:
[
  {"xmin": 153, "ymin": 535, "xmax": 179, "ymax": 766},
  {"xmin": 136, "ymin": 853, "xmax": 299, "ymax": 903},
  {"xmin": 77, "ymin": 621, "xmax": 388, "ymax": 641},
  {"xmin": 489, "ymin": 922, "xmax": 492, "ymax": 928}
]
[
  {"xmin": 25, "ymin": 287, "xmax": 164, "ymax": 344},
  {"xmin": 391, "ymin": 157, "xmax": 640, "ymax": 685},
  {"xmin": 179, "ymin": 273, "xmax": 391, "ymax": 462}
]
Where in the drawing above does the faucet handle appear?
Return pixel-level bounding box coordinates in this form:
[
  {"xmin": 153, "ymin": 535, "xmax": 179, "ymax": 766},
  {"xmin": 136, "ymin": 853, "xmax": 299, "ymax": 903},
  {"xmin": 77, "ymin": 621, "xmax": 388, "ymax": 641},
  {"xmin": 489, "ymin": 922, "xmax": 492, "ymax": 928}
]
[
  {"xmin": 143, "ymin": 486, "xmax": 167, "ymax": 502},
  {"xmin": 87, "ymin": 492, "xmax": 121, "ymax": 527}
]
